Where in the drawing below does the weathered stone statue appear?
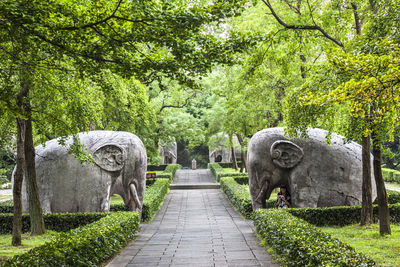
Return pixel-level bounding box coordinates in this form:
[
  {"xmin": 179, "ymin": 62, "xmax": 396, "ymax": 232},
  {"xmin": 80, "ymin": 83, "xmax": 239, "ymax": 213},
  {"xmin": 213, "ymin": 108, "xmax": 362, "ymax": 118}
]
[
  {"xmin": 16, "ymin": 131, "xmax": 147, "ymax": 214},
  {"xmin": 209, "ymin": 133, "xmax": 241, "ymax": 163},
  {"xmin": 248, "ymin": 127, "xmax": 376, "ymax": 209},
  {"xmin": 160, "ymin": 142, "xmax": 177, "ymax": 164}
]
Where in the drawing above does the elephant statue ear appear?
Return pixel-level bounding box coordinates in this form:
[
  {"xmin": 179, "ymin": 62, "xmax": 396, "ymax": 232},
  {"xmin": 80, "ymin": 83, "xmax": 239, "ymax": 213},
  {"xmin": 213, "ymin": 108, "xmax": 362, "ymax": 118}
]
[
  {"xmin": 93, "ymin": 144, "xmax": 126, "ymax": 172},
  {"xmin": 270, "ymin": 140, "xmax": 304, "ymax": 169}
]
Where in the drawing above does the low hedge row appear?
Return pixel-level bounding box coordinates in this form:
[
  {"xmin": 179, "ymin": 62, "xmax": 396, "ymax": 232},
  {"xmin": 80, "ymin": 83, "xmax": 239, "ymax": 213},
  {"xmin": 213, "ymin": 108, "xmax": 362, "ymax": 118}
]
[
  {"xmin": 220, "ymin": 177, "xmax": 275, "ymax": 219},
  {"xmin": 141, "ymin": 179, "xmax": 170, "ymax": 222},
  {"xmin": 289, "ymin": 203, "xmax": 400, "ymax": 226},
  {"xmin": 233, "ymin": 176, "xmax": 249, "ymax": 185},
  {"xmin": 208, "ymin": 163, "xmax": 247, "ymax": 182},
  {"xmin": 217, "ymin": 162, "xmax": 242, "ymax": 168},
  {"xmin": 220, "ymin": 177, "xmax": 253, "ymax": 219},
  {"xmin": 254, "ymin": 209, "xmax": 376, "ymax": 266},
  {"xmin": 0, "ymin": 212, "xmax": 109, "ymax": 234},
  {"xmin": 2, "ymin": 211, "xmax": 140, "ymax": 267},
  {"xmin": 382, "ymin": 168, "xmax": 400, "ymax": 184},
  {"xmin": 164, "ymin": 164, "xmax": 181, "ymax": 178},
  {"xmin": 109, "ymin": 179, "xmax": 170, "ymax": 222},
  {"xmin": 0, "ymin": 200, "xmax": 13, "ymax": 213},
  {"xmin": 147, "ymin": 164, "xmax": 168, "ymax": 171}
]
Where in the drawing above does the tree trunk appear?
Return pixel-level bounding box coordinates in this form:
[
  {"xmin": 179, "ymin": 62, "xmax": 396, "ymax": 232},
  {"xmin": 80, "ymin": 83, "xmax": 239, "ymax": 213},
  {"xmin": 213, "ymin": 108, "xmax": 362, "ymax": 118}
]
[
  {"xmin": 360, "ymin": 135, "xmax": 373, "ymax": 225},
  {"xmin": 372, "ymin": 137, "xmax": 391, "ymax": 235},
  {"xmin": 12, "ymin": 118, "xmax": 25, "ymax": 246},
  {"xmin": 236, "ymin": 134, "xmax": 248, "ymax": 173},
  {"xmin": 24, "ymin": 114, "xmax": 46, "ymax": 235},
  {"xmin": 231, "ymin": 144, "xmax": 238, "ymax": 170}
]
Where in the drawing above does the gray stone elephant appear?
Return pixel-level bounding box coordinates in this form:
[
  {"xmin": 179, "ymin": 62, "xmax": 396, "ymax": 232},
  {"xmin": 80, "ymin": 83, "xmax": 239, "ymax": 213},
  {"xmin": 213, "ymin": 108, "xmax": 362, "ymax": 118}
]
[
  {"xmin": 248, "ymin": 127, "xmax": 376, "ymax": 209},
  {"xmin": 18, "ymin": 131, "xmax": 147, "ymax": 214}
]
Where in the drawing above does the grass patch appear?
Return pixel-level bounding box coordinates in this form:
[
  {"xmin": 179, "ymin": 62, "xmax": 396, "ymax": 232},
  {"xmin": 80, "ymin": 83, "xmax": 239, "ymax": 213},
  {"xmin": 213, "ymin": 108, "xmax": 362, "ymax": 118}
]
[
  {"xmin": 319, "ymin": 224, "xmax": 400, "ymax": 266},
  {"xmin": 110, "ymin": 194, "xmax": 124, "ymax": 205},
  {"xmin": 0, "ymin": 231, "xmax": 58, "ymax": 263}
]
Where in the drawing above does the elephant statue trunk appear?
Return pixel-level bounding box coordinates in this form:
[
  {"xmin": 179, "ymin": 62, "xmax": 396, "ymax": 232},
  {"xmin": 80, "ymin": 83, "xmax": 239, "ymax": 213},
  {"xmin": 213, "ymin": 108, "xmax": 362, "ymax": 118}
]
[
  {"xmin": 248, "ymin": 127, "xmax": 377, "ymax": 209},
  {"xmin": 15, "ymin": 131, "xmax": 147, "ymax": 214}
]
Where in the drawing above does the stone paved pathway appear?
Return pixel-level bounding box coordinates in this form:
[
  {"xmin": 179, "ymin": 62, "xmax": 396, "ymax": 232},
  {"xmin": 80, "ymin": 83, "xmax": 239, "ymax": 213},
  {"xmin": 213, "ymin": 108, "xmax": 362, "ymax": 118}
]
[{"xmin": 107, "ymin": 169, "xmax": 279, "ymax": 267}]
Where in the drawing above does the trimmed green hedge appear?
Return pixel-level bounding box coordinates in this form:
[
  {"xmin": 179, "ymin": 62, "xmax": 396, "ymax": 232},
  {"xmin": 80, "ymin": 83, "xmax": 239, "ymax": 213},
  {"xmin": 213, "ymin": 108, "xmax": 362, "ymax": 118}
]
[
  {"xmin": 208, "ymin": 163, "xmax": 248, "ymax": 182},
  {"xmin": 220, "ymin": 177, "xmax": 253, "ymax": 219},
  {"xmin": 218, "ymin": 162, "xmax": 242, "ymax": 168},
  {"xmin": 147, "ymin": 164, "xmax": 168, "ymax": 171},
  {"xmin": 110, "ymin": 179, "xmax": 170, "ymax": 222},
  {"xmin": 382, "ymin": 168, "xmax": 400, "ymax": 184},
  {"xmin": 141, "ymin": 179, "xmax": 170, "ymax": 222},
  {"xmin": 164, "ymin": 164, "xmax": 181, "ymax": 177},
  {"xmin": 0, "ymin": 212, "xmax": 109, "ymax": 234},
  {"xmin": 0, "ymin": 200, "xmax": 13, "ymax": 213},
  {"xmin": 2, "ymin": 211, "xmax": 140, "ymax": 267},
  {"xmin": 288, "ymin": 203, "xmax": 400, "ymax": 226},
  {"xmin": 374, "ymin": 189, "xmax": 400, "ymax": 205},
  {"xmin": 233, "ymin": 176, "xmax": 249, "ymax": 185},
  {"xmin": 220, "ymin": 177, "xmax": 277, "ymax": 218},
  {"xmin": 254, "ymin": 209, "xmax": 376, "ymax": 266}
]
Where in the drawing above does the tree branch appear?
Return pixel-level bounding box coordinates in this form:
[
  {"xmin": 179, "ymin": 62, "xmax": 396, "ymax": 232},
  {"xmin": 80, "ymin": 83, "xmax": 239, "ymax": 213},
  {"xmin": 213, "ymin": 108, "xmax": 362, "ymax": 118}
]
[{"xmin": 261, "ymin": 0, "xmax": 344, "ymax": 48}]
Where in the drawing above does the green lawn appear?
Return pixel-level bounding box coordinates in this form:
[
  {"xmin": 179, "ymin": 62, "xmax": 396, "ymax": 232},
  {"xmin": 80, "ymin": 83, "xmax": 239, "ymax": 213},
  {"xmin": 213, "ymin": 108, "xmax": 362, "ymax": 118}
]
[
  {"xmin": 319, "ymin": 224, "xmax": 400, "ymax": 266},
  {"xmin": 0, "ymin": 231, "xmax": 58, "ymax": 263},
  {"xmin": 110, "ymin": 194, "xmax": 124, "ymax": 205}
]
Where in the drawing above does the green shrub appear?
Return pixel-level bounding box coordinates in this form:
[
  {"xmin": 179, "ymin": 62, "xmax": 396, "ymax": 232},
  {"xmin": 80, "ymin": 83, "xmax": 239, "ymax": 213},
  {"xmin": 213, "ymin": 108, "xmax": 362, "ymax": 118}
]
[
  {"xmin": 208, "ymin": 163, "xmax": 224, "ymax": 181},
  {"xmin": 254, "ymin": 209, "xmax": 376, "ymax": 266},
  {"xmin": 109, "ymin": 179, "xmax": 170, "ymax": 222},
  {"xmin": 141, "ymin": 179, "xmax": 170, "ymax": 222},
  {"xmin": 233, "ymin": 176, "xmax": 248, "ymax": 185},
  {"xmin": 153, "ymin": 172, "xmax": 172, "ymax": 180},
  {"xmin": 382, "ymin": 168, "xmax": 400, "ymax": 183},
  {"xmin": 147, "ymin": 164, "xmax": 168, "ymax": 171},
  {"xmin": 220, "ymin": 177, "xmax": 253, "ymax": 219},
  {"xmin": 0, "ymin": 212, "xmax": 109, "ymax": 234},
  {"xmin": 164, "ymin": 164, "xmax": 182, "ymax": 177},
  {"xmin": 2, "ymin": 211, "xmax": 140, "ymax": 267},
  {"xmin": 208, "ymin": 163, "xmax": 247, "ymax": 182},
  {"xmin": 0, "ymin": 200, "xmax": 13, "ymax": 213},
  {"xmin": 288, "ymin": 203, "xmax": 400, "ymax": 226},
  {"xmin": 373, "ymin": 189, "xmax": 400, "ymax": 204}
]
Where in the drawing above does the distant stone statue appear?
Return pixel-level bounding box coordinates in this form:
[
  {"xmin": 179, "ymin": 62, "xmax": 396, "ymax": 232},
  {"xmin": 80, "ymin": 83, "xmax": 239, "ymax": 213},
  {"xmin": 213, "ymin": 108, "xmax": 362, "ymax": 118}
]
[
  {"xmin": 248, "ymin": 127, "xmax": 377, "ymax": 209},
  {"xmin": 14, "ymin": 131, "xmax": 147, "ymax": 214},
  {"xmin": 192, "ymin": 159, "xmax": 197, "ymax": 170},
  {"xmin": 160, "ymin": 142, "xmax": 177, "ymax": 164}
]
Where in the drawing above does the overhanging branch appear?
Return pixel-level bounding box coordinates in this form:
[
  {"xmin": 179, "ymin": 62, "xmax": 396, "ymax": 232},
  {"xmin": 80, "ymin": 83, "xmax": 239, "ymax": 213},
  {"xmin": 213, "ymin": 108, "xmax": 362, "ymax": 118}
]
[{"xmin": 261, "ymin": 0, "xmax": 344, "ymax": 48}]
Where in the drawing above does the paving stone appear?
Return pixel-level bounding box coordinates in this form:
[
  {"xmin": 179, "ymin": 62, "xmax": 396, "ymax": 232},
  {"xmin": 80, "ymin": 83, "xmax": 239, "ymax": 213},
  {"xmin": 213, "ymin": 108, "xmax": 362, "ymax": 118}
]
[{"xmin": 107, "ymin": 169, "xmax": 279, "ymax": 267}]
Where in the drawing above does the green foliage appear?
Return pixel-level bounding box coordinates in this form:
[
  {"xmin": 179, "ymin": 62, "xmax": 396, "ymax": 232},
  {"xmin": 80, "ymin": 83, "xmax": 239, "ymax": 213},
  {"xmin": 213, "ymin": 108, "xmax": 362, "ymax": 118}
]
[
  {"xmin": 109, "ymin": 179, "xmax": 170, "ymax": 222},
  {"xmin": 0, "ymin": 201, "xmax": 13, "ymax": 214},
  {"xmin": 382, "ymin": 168, "xmax": 400, "ymax": 184},
  {"xmin": 0, "ymin": 212, "xmax": 109, "ymax": 235},
  {"xmin": 164, "ymin": 164, "xmax": 182, "ymax": 178},
  {"xmin": 147, "ymin": 165, "xmax": 168, "ymax": 171},
  {"xmin": 253, "ymin": 209, "xmax": 376, "ymax": 266},
  {"xmin": 233, "ymin": 176, "xmax": 249, "ymax": 185},
  {"xmin": 319, "ymin": 224, "xmax": 400, "ymax": 267},
  {"xmin": 2, "ymin": 211, "xmax": 139, "ymax": 267},
  {"xmin": 220, "ymin": 177, "xmax": 253, "ymax": 219},
  {"xmin": 208, "ymin": 163, "xmax": 247, "ymax": 182},
  {"xmin": 0, "ymin": 231, "xmax": 59, "ymax": 262},
  {"xmin": 141, "ymin": 179, "xmax": 170, "ymax": 222},
  {"xmin": 288, "ymin": 204, "xmax": 400, "ymax": 227}
]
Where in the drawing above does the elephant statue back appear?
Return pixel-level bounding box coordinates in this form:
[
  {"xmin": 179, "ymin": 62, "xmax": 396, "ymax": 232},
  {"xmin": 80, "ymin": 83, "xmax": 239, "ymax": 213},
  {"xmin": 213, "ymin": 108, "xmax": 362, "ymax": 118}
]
[
  {"xmin": 15, "ymin": 131, "xmax": 147, "ymax": 214},
  {"xmin": 248, "ymin": 127, "xmax": 377, "ymax": 209}
]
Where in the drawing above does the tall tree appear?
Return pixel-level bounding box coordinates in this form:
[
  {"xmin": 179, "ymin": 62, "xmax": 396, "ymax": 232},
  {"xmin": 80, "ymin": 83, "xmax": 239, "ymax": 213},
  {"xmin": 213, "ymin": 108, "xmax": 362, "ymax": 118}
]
[{"xmin": 0, "ymin": 0, "xmax": 249, "ymax": 244}]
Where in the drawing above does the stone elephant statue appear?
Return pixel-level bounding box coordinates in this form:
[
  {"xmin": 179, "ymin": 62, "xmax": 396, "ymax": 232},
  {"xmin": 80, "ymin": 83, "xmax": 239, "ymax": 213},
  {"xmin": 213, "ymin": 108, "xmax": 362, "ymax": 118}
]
[
  {"xmin": 248, "ymin": 127, "xmax": 376, "ymax": 209},
  {"xmin": 18, "ymin": 131, "xmax": 147, "ymax": 214}
]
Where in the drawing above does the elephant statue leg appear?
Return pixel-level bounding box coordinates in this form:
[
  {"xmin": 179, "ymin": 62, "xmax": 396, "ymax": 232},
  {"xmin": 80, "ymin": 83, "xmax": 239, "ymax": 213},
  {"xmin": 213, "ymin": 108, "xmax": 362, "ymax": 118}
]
[{"xmin": 129, "ymin": 183, "xmax": 141, "ymax": 212}]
